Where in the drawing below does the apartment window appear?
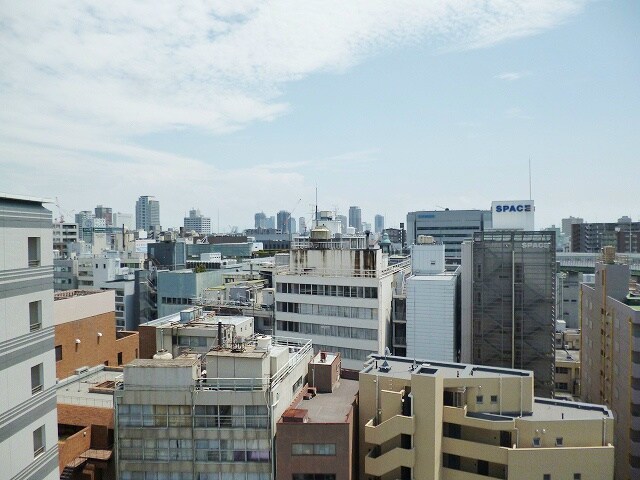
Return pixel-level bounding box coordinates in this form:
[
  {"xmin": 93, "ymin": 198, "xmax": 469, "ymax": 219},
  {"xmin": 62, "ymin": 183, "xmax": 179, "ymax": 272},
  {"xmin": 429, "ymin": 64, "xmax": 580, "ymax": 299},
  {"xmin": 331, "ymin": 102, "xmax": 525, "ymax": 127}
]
[
  {"xmin": 555, "ymin": 437, "xmax": 563, "ymax": 447},
  {"xmin": 55, "ymin": 345, "xmax": 62, "ymax": 361},
  {"xmin": 533, "ymin": 437, "xmax": 541, "ymax": 447},
  {"xmin": 29, "ymin": 300, "xmax": 42, "ymax": 331},
  {"xmin": 292, "ymin": 475, "xmax": 336, "ymax": 480},
  {"xmin": 490, "ymin": 395, "xmax": 498, "ymax": 404},
  {"xmin": 292, "ymin": 443, "xmax": 336, "ymax": 456},
  {"xmin": 574, "ymin": 474, "xmax": 581, "ymax": 480},
  {"xmin": 33, "ymin": 425, "xmax": 45, "ymax": 457},
  {"xmin": 28, "ymin": 237, "xmax": 41, "ymax": 267},
  {"xmin": 31, "ymin": 363, "xmax": 43, "ymax": 395},
  {"xmin": 118, "ymin": 352, "xmax": 123, "ymax": 365},
  {"xmin": 476, "ymin": 395, "xmax": 483, "ymax": 404},
  {"xmin": 543, "ymin": 475, "xmax": 551, "ymax": 480}
]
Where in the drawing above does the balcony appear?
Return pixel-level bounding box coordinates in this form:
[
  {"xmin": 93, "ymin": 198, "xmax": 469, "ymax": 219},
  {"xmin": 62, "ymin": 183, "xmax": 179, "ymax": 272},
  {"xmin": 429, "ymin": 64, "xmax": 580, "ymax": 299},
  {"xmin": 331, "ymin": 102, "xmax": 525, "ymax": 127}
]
[
  {"xmin": 441, "ymin": 437, "xmax": 508, "ymax": 465},
  {"xmin": 365, "ymin": 415, "xmax": 415, "ymax": 445},
  {"xmin": 365, "ymin": 446, "xmax": 414, "ymax": 477}
]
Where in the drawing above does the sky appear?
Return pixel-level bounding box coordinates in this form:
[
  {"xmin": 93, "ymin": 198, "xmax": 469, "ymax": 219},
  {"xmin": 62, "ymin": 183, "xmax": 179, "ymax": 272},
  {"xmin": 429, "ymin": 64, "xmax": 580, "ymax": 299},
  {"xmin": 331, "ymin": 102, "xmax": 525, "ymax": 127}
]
[{"xmin": 1, "ymin": 0, "xmax": 638, "ymax": 231}]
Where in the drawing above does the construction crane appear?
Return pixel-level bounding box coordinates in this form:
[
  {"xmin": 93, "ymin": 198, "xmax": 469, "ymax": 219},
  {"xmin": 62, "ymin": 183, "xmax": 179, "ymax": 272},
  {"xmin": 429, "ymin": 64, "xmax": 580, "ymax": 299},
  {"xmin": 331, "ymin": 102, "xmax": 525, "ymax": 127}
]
[{"xmin": 54, "ymin": 197, "xmax": 75, "ymax": 223}]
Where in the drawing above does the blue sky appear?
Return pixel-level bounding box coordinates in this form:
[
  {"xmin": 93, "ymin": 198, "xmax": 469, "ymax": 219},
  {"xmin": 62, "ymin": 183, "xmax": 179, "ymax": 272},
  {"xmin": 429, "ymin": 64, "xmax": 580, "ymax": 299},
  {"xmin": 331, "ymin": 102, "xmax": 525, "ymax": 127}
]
[{"xmin": 1, "ymin": 1, "xmax": 638, "ymax": 231}]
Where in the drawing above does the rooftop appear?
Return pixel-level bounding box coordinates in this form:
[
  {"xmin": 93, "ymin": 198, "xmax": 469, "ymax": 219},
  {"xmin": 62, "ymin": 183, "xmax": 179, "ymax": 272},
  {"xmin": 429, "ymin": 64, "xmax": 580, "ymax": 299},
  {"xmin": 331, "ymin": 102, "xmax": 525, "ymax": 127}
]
[
  {"xmin": 0, "ymin": 192, "xmax": 54, "ymax": 204},
  {"xmin": 285, "ymin": 379, "xmax": 359, "ymax": 423},
  {"xmin": 128, "ymin": 357, "xmax": 198, "ymax": 368},
  {"xmin": 555, "ymin": 349, "xmax": 580, "ymax": 363},
  {"xmin": 57, "ymin": 366, "xmax": 122, "ymax": 408},
  {"xmin": 528, "ymin": 398, "xmax": 611, "ymax": 421},
  {"xmin": 54, "ymin": 289, "xmax": 104, "ymax": 301}
]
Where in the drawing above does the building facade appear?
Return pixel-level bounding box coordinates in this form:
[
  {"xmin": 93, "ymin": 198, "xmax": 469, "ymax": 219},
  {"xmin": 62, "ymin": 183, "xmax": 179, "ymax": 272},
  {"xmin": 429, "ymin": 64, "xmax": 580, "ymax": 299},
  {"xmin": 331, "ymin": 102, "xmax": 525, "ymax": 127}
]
[
  {"xmin": 359, "ymin": 354, "xmax": 614, "ymax": 480},
  {"xmin": 0, "ymin": 194, "xmax": 59, "ymax": 480},
  {"xmin": 406, "ymin": 209, "xmax": 491, "ymax": 262},
  {"xmin": 580, "ymin": 254, "xmax": 640, "ymax": 480},
  {"xmin": 114, "ymin": 334, "xmax": 312, "ymax": 480},
  {"xmin": 374, "ymin": 215, "xmax": 384, "ymax": 234},
  {"xmin": 135, "ymin": 195, "xmax": 160, "ymax": 232},
  {"xmin": 461, "ymin": 231, "xmax": 556, "ymax": 398},
  {"xmin": 348, "ymin": 207, "xmax": 362, "ymax": 233},
  {"xmin": 184, "ymin": 208, "xmax": 212, "ymax": 235},
  {"xmin": 52, "ymin": 221, "xmax": 78, "ymax": 256},
  {"xmin": 277, "ymin": 210, "xmax": 291, "ymax": 234},
  {"xmin": 274, "ymin": 233, "xmax": 410, "ymax": 370},
  {"xmin": 571, "ymin": 221, "xmax": 640, "ymax": 253}
]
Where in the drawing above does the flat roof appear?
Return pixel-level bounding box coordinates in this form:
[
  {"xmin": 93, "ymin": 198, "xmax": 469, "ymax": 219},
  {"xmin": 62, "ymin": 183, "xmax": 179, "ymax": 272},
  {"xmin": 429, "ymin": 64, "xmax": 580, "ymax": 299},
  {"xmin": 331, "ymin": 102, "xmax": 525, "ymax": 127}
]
[
  {"xmin": 362, "ymin": 355, "xmax": 532, "ymax": 381},
  {"xmin": 527, "ymin": 398, "xmax": 611, "ymax": 421},
  {"xmin": 555, "ymin": 349, "xmax": 580, "ymax": 363},
  {"xmin": 289, "ymin": 379, "xmax": 358, "ymax": 423},
  {"xmin": 54, "ymin": 289, "xmax": 105, "ymax": 301},
  {"xmin": 128, "ymin": 357, "xmax": 198, "ymax": 368},
  {"xmin": 57, "ymin": 367, "xmax": 121, "ymax": 408},
  {"xmin": 0, "ymin": 192, "xmax": 54, "ymax": 204},
  {"xmin": 140, "ymin": 310, "xmax": 253, "ymax": 328},
  {"xmin": 408, "ymin": 274, "xmax": 457, "ymax": 282},
  {"xmin": 206, "ymin": 344, "xmax": 267, "ymax": 359}
]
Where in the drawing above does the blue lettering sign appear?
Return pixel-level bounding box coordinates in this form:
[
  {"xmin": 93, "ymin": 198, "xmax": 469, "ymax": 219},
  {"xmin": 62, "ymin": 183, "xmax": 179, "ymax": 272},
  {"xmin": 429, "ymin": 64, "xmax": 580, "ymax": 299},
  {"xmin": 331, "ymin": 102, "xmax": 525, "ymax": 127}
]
[{"xmin": 495, "ymin": 204, "xmax": 532, "ymax": 213}]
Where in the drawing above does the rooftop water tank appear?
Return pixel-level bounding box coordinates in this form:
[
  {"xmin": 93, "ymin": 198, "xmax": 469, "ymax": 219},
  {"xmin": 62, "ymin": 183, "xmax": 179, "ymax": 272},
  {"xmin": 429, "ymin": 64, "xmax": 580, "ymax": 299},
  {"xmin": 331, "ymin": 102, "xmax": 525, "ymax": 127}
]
[
  {"xmin": 417, "ymin": 235, "xmax": 435, "ymax": 244},
  {"xmin": 256, "ymin": 336, "xmax": 272, "ymax": 352},
  {"xmin": 310, "ymin": 226, "xmax": 332, "ymax": 242},
  {"xmin": 153, "ymin": 349, "xmax": 173, "ymax": 360}
]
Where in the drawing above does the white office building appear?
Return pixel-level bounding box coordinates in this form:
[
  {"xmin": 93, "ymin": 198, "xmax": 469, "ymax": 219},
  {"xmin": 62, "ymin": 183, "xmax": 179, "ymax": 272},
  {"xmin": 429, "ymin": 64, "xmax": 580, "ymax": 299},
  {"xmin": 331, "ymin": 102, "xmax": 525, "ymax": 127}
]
[
  {"xmin": 406, "ymin": 238, "xmax": 460, "ymax": 362},
  {"xmin": 0, "ymin": 194, "xmax": 59, "ymax": 480},
  {"xmin": 135, "ymin": 195, "xmax": 160, "ymax": 232},
  {"xmin": 115, "ymin": 327, "xmax": 312, "ymax": 480},
  {"xmin": 184, "ymin": 208, "xmax": 212, "ymax": 235},
  {"xmin": 274, "ymin": 228, "xmax": 410, "ymax": 370}
]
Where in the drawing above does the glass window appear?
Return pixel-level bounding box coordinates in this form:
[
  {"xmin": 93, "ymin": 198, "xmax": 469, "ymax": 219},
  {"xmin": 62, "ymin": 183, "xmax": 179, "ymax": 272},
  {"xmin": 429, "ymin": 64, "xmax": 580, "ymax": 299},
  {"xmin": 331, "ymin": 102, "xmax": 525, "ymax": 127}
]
[
  {"xmin": 33, "ymin": 425, "xmax": 45, "ymax": 457},
  {"xmin": 29, "ymin": 301, "xmax": 42, "ymax": 331},
  {"xmin": 31, "ymin": 364, "xmax": 43, "ymax": 395}
]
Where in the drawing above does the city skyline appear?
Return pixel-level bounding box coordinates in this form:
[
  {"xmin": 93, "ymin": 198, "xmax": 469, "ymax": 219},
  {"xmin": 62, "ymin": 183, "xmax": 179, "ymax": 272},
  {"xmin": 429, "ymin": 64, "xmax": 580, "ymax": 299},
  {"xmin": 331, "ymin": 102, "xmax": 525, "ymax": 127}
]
[{"xmin": 1, "ymin": 2, "xmax": 638, "ymax": 231}]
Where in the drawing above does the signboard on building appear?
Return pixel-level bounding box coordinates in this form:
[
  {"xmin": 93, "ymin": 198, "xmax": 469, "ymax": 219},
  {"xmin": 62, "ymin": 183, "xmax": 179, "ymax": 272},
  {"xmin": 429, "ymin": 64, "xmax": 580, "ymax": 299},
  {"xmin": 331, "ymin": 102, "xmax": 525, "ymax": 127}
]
[{"xmin": 491, "ymin": 200, "xmax": 535, "ymax": 231}]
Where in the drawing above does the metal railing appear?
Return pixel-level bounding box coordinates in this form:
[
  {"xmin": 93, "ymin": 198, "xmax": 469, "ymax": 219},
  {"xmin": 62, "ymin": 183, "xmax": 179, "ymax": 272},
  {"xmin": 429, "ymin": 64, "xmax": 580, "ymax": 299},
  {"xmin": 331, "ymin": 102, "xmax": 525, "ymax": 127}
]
[{"xmin": 57, "ymin": 395, "xmax": 113, "ymax": 407}]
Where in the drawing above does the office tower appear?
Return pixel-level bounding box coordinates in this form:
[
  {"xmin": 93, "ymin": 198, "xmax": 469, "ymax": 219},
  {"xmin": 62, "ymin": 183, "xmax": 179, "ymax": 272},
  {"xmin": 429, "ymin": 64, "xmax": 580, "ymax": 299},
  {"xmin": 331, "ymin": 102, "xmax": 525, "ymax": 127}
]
[
  {"xmin": 359, "ymin": 355, "xmax": 614, "ymax": 480},
  {"xmin": 135, "ymin": 195, "xmax": 160, "ymax": 232},
  {"xmin": 274, "ymin": 232, "xmax": 410, "ymax": 370},
  {"xmin": 407, "ymin": 209, "xmax": 492, "ymax": 262},
  {"xmin": 461, "ymin": 231, "xmax": 556, "ymax": 397},
  {"xmin": 289, "ymin": 217, "xmax": 296, "ymax": 236},
  {"xmin": 336, "ymin": 215, "xmax": 347, "ymax": 234},
  {"xmin": 0, "ymin": 194, "xmax": 59, "ymax": 480},
  {"xmin": 266, "ymin": 216, "xmax": 276, "ymax": 229},
  {"xmin": 74, "ymin": 210, "xmax": 94, "ymax": 226},
  {"xmin": 581, "ymin": 250, "xmax": 640, "ymax": 479},
  {"xmin": 115, "ymin": 316, "xmax": 312, "ymax": 480},
  {"xmin": 561, "ymin": 216, "xmax": 583, "ymax": 236},
  {"xmin": 406, "ymin": 239, "xmax": 460, "ymax": 362},
  {"xmin": 52, "ymin": 221, "xmax": 78, "ymax": 256},
  {"xmin": 277, "ymin": 210, "xmax": 290, "ymax": 234},
  {"xmin": 374, "ymin": 214, "xmax": 384, "ymax": 234},
  {"xmin": 94, "ymin": 204, "xmax": 113, "ymax": 226},
  {"xmin": 571, "ymin": 221, "xmax": 640, "ymax": 253},
  {"xmin": 298, "ymin": 216, "xmax": 306, "ymax": 234},
  {"xmin": 111, "ymin": 212, "xmax": 134, "ymax": 231},
  {"xmin": 183, "ymin": 208, "xmax": 211, "ymax": 235},
  {"xmin": 348, "ymin": 206, "xmax": 362, "ymax": 232},
  {"xmin": 255, "ymin": 211, "xmax": 267, "ymax": 229}
]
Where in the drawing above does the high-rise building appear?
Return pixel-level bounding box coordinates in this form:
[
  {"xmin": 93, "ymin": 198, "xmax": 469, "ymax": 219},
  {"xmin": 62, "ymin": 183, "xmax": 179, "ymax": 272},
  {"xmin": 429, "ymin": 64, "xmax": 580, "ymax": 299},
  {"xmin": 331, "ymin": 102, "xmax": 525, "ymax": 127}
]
[
  {"xmin": 580, "ymin": 251, "xmax": 640, "ymax": 479},
  {"xmin": 255, "ymin": 211, "xmax": 267, "ymax": 229},
  {"xmin": 406, "ymin": 240, "xmax": 460, "ymax": 362},
  {"xmin": 571, "ymin": 221, "xmax": 640, "ymax": 253},
  {"xmin": 135, "ymin": 195, "xmax": 160, "ymax": 232},
  {"xmin": 561, "ymin": 216, "xmax": 583, "ymax": 237},
  {"xmin": 94, "ymin": 204, "xmax": 113, "ymax": 226},
  {"xmin": 374, "ymin": 214, "xmax": 384, "ymax": 234},
  {"xmin": 336, "ymin": 215, "xmax": 347, "ymax": 234},
  {"xmin": 0, "ymin": 194, "xmax": 59, "ymax": 480},
  {"xmin": 461, "ymin": 231, "xmax": 556, "ymax": 398},
  {"xmin": 267, "ymin": 216, "xmax": 276, "ymax": 229},
  {"xmin": 407, "ymin": 209, "xmax": 492, "ymax": 262},
  {"xmin": 274, "ymin": 233, "xmax": 410, "ymax": 370},
  {"xmin": 184, "ymin": 208, "xmax": 211, "ymax": 235},
  {"xmin": 112, "ymin": 212, "xmax": 134, "ymax": 231},
  {"xmin": 348, "ymin": 206, "xmax": 362, "ymax": 232},
  {"xmin": 52, "ymin": 221, "xmax": 78, "ymax": 256},
  {"xmin": 288, "ymin": 217, "xmax": 296, "ymax": 236},
  {"xmin": 359, "ymin": 354, "xmax": 615, "ymax": 480},
  {"xmin": 298, "ymin": 216, "xmax": 306, "ymax": 234},
  {"xmin": 74, "ymin": 210, "xmax": 94, "ymax": 226},
  {"xmin": 115, "ymin": 311, "xmax": 312, "ymax": 480},
  {"xmin": 277, "ymin": 210, "xmax": 290, "ymax": 234}
]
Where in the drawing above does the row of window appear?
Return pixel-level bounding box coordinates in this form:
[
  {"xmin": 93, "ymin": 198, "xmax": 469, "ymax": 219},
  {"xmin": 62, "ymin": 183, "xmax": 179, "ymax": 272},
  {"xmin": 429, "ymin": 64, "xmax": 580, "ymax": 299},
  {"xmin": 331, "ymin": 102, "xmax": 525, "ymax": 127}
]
[
  {"xmin": 162, "ymin": 297, "xmax": 196, "ymax": 305},
  {"xmin": 277, "ymin": 321, "xmax": 378, "ymax": 341},
  {"xmin": 121, "ymin": 474, "xmax": 271, "ymax": 480},
  {"xmin": 277, "ymin": 302, "xmax": 378, "ymax": 320},
  {"xmin": 119, "ymin": 440, "xmax": 269, "ymax": 463},
  {"xmin": 118, "ymin": 404, "xmax": 269, "ymax": 429},
  {"xmin": 291, "ymin": 443, "xmax": 335, "ymax": 456},
  {"xmin": 314, "ymin": 343, "xmax": 372, "ymax": 362},
  {"xmin": 277, "ymin": 283, "xmax": 378, "ymax": 299}
]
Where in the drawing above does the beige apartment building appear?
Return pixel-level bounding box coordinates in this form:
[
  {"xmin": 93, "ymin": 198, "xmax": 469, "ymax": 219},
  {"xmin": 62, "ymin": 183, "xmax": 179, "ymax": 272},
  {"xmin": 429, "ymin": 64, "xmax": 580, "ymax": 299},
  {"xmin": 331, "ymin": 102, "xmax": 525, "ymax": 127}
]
[{"xmin": 359, "ymin": 355, "xmax": 614, "ymax": 480}]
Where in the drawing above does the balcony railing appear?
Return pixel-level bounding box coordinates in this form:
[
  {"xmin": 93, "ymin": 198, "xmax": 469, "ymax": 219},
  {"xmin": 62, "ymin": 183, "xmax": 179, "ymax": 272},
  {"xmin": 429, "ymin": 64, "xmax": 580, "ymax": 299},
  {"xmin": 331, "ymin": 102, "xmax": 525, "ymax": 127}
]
[
  {"xmin": 32, "ymin": 384, "xmax": 43, "ymax": 395},
  {"xmin": 365, "ymin": 446, "xmax": 415, "ymax": 477},
  {"xmin": 365, "ymin": 415, "xmax": 415, "ymax": 445},
  {"xmin": 28, "ymin": 259, "xmax": 40, "ymax": 267}
]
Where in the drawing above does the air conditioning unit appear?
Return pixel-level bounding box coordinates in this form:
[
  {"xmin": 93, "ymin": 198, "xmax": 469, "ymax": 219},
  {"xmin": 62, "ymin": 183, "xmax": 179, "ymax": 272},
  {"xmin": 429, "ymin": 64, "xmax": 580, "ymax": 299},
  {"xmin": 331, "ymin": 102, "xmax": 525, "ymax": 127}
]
[{"xmin": 74, "ymin": 366, "xmax": 89, "ymax": 375}]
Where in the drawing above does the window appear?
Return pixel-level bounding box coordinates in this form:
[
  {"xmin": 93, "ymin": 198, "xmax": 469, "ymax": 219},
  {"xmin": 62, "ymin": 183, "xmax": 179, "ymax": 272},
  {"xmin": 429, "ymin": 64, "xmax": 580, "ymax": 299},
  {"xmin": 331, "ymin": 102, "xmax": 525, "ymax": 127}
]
[
  {"xmin": 476, "ymin": 395, "xmax": 483, "ymax": 404},
  {"xmin": 490, "ymin": 395, "xmax": 498, "ymax": 404},
  {"xmin": 33, "ymin": 425, "xmax": 45, "ymax": 457},
  {"xmin": 555, "ymin": 437, "xmax": 563, "ymax": 447},
  {"xmin": 28, "ymin": 237, "xmax": 40, "ymax": 267},
  {"xmin": 292, "ymin": 443, "xmax": 335, "ymax": 456},
  {"xmin": 533, "ymin": 437, "xmax": 541, "ymax": 447},
  {"xmin": 118, "ymin": 352, "xmax": 123, "ymax": 365},
  {"xmin": 543, "ymin": 475, "xmax": 551, "ymax": 480},
  {"xmin": 55, "ymin": 345, "xmax": 62, "ymax": 361},
  {"xmin": 31, "ymin": 364, "xmax": 43, "ymax": 395},
  {"xmin": 292, "ymin": 476, "xmax": 336, "ymax": 480},
  {"xmin": 29, "ymin": 301, "xmax": 42, "ymax": 331},
  {"xmin": 574, "ymin": 474, "xmax": 581, "ymax": 480}
]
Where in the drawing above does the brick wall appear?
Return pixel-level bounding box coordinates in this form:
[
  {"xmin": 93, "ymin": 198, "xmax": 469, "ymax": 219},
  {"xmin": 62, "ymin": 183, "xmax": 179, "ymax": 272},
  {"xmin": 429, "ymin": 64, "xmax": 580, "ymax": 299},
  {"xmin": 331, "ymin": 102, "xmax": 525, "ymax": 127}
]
[
  {"xmin": 58, "ymin": 403, "xmax": 114, "ymax": 429},
  {"xmin": 58, "ymin": 426, "xmax": 91, "ymax": 471}
]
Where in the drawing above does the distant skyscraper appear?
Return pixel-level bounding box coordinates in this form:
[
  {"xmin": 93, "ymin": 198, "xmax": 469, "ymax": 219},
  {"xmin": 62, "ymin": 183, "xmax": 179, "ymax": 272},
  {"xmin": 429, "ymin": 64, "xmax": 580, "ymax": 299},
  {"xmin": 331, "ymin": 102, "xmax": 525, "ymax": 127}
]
[
  {"xmin": 289, "ymin": 217, "xmax": 296, "ymax": 235},
  {"xmin": 348, "ymin": 206, "xmax": 362, "ymax": 232},
  {"xmin": 112, "ymin": 212, "xmax": 134, "ymax": 231},
  {"xmin": 255, "ymin": 212, "xmax": 267, "ymax": 229},
  {"xmin": 135, "ymin": 195, "xmax": 160, "ymax": 232},
  {"xmin": 277, "ymin": 210, "xmax": 290, "ymax": 233},
  {"xmin": 184, "ymin": 208, "xmax": 211, "ymax": 235},
  {"xmin": 94, "ymin": 204, "xmax": 113, "ymax": 226},
  {"xmin": 336, "ymin": 215, "xmax": 347, "ymax": 234},
  {"xmin": 298, "ymin": 216, "xmax": 306, "ymax": 234},
  {"xmin": 374, "ymin": 214, "xmax": 384, "ymax": 233},
  {"xmin": 75, "ymin": 210, "xmax": 94, "ymax": 226}
]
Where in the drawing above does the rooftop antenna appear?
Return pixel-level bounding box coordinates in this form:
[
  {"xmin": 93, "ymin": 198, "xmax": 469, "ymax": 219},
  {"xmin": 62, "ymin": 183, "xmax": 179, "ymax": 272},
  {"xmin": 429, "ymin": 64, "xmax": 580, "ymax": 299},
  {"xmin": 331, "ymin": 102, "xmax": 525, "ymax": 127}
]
[
  {"xmin": 528, "ymin": 157, "xmax": 532, "ymax": 200},
  {"xmin": 315, "ymin": 186, "xmax": 318, "ymax": 223}
]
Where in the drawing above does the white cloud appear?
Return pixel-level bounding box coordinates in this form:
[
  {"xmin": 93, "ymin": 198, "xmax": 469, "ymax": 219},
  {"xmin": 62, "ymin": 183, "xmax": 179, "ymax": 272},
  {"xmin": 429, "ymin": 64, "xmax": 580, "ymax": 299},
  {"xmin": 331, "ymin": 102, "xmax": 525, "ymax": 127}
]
[
  {"xmin": 496, "ymin": 71, "xmax": 530, "ymax": 81},
  {"xmin": 0, "ymin": 0, "xmax": 588, "ymax": 226}
]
